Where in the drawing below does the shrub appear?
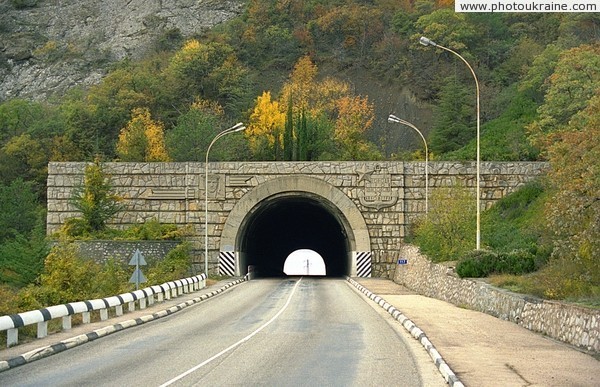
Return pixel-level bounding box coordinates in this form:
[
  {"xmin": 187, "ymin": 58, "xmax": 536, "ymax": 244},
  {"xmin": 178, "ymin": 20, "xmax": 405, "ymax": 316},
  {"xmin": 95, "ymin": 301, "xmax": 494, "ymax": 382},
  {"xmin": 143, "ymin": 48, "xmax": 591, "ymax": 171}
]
[
  {"xmin": 410, "ymin": 185, "xmax": 476, "ymax": 262},
  {"xmin": 457, "ymin": 248, "xmax": 537, "ymax": 278},
  {"xmin": 0, "ymin": 232, "xmax": 48, "ymax": 287},
  {"xmin": 146, "ymin": 242, "xmax": 192, "ymax": 284},
  {"xmin": 120, "ymin": 219, "xmax": 190, "ymax": 240},
  {"xmin": 456, "ymin": 249, "xmax": 497, "ymax": 277}
]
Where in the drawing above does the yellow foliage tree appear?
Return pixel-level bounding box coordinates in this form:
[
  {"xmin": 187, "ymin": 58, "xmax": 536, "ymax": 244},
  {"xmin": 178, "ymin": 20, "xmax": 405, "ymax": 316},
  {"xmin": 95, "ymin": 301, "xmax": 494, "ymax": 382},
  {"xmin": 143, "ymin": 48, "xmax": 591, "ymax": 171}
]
[
  {"xmin": 116, "ymin": 108, "xmax": 171, "ymax": 161},
  {"xmin": 247, "ymin": 91, "xmax": 286, "ymax": 159}
]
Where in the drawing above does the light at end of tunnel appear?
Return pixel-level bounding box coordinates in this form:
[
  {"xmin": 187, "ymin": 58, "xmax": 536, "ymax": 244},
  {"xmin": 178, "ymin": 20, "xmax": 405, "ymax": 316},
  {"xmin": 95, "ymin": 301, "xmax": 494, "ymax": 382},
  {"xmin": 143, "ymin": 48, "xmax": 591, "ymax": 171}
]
[{"xmin": 283, "ymin": 249, "xmax": 327, "ymax": 276}]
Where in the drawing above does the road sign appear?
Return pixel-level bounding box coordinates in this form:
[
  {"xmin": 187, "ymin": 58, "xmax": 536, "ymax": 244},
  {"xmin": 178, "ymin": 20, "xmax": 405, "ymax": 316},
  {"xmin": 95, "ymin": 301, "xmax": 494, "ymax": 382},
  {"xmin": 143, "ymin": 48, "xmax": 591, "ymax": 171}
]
[
  {"xmin": 129, "ymin": 249, "xmax": 147, "ymax": 289},
  {"xmin": 129, "ymin": 268, "xmax": 147, "ymax": 284},
  {"xmin": 128, "ymin": 249, "xmax": 147, "ymax": 266},
  {"xmin": 397, "ymin": 259, "xmax": 408, "ymax": 265}
]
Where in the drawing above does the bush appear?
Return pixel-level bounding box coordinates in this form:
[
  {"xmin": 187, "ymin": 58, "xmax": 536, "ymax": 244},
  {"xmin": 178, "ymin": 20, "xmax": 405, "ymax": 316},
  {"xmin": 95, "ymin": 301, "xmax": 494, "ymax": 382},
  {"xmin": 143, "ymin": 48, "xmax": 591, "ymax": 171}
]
[
  {"xmin": 410, "ymin": 186, "xmax": 476, "ymax": 262},
  {"xmin": 146, "ymin": 242, "xmax": 192, "ymax": 284},
  {"xmin": 456, "ymin": 249, "xmax": 497, "ymax": 277},
  {"xmin": 120, "ymin": 219, "xmax": 190, "ymax": 240},
  {"xmin": 457, "ymin": 248, "xmax": 537, "ymax": 278}
]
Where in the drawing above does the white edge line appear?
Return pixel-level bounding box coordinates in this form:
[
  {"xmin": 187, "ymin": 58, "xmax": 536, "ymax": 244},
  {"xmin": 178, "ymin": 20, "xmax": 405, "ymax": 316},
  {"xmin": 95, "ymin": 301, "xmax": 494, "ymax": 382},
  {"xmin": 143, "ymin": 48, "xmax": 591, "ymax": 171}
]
[{"xmin": 159, "ymin": 277, "xmax": 303, "ymax": 386}]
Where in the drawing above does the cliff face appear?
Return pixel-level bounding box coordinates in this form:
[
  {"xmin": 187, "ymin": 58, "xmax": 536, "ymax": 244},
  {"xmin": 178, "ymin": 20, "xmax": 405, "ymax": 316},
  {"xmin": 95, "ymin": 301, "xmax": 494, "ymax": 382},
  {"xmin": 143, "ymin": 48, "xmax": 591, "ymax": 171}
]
[{"xmin": 0, "ymin": 0, "xmax": 245, "ymax": 101}]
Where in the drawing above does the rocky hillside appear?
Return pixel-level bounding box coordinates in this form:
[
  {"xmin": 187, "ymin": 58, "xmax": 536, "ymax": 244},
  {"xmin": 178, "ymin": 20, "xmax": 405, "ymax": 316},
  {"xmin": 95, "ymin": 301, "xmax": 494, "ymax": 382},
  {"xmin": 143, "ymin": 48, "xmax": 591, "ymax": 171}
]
[{"xmin": 0, "ymin": 0, "xmax": 244, "ymax": 101}]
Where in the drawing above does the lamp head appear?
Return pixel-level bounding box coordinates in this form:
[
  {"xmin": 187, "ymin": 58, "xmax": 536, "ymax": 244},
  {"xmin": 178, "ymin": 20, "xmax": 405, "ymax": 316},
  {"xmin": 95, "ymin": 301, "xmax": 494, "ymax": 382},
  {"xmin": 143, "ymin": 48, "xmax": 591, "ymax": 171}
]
[
  {"xmin": 388, "ymin": 114, "xmax": 401, "ymax": 123},
  {"xmin": 230, "ymin": 122, "xmax": 246, "ymax": 132},
  {"xmin": 419, "ymin": 36, "xmax": 437, "ymax": 47}
]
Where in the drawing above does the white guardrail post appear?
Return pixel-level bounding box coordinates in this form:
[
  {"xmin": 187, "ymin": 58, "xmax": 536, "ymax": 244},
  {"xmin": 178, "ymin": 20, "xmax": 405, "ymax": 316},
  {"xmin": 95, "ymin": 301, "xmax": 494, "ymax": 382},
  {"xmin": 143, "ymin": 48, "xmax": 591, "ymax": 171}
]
[{"xmin": 0, "ymin": 273, "xmax": 207, "ymax": 348}]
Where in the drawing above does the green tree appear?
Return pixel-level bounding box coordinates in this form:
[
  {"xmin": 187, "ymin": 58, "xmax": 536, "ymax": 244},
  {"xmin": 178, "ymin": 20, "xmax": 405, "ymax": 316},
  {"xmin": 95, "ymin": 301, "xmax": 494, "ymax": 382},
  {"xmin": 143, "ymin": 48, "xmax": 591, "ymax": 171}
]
[
  {"xmin": 0, "ymin": 179, "xmax": 41, "ymax": 242},
  {"xmin": 430, "ymin": 76, "xmax": 475, "ymax": 154},
  {"xmin": 0, "ymin": 134, "xmax": 48, "ymax": 195},
  {"xmin": 70, "ymin": 159, "xmax": 122, "ymax": 233},
  {"xmin": 167, "ymin": 39, "xmax": 252, "ymax": 114},
  {"xmin": 166, "ymin": 100, "xmax": 249, "ymax": 162},
  {"xmin": 527, "ymin": 44, "xmax": 600, "ymax": 154}
]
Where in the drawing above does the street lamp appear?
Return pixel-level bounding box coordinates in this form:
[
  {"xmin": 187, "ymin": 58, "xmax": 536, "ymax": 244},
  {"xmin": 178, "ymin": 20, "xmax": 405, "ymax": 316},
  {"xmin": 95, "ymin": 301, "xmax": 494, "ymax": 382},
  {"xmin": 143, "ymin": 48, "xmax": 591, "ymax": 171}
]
[
  {"xmin": 204, "ymin": 122, "xmax": 246, "ymax": 275},
  {"xmin": 388, "ymin": 114, "xmax": 429, "ymax": 214},
  {"xmin": 419, "ymin": 36, "xmax": 481, "ymax": 250}
]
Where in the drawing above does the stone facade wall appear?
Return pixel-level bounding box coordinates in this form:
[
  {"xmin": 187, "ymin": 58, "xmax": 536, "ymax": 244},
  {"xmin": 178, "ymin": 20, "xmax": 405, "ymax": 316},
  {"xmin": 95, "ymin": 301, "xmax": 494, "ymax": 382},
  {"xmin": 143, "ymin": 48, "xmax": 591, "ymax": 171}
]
[
  {"xmin": 70, "ymin": 240, "xmax": 181, "ymax": 265},
  {"xmin": 394, "ymin": 245, "xmax": 600, "ymax": 352},
  {"xmin": 47, "ymin": 161, "xmax": 548, "ymax": 276}
]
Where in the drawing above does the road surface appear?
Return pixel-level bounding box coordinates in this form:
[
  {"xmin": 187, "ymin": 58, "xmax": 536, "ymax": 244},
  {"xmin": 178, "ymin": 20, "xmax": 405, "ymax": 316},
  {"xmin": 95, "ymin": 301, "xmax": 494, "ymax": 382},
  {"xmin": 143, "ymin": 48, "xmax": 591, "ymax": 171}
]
[{"xmin": 0, "ymin": 278, "xmax": 444, "ymax": 386}]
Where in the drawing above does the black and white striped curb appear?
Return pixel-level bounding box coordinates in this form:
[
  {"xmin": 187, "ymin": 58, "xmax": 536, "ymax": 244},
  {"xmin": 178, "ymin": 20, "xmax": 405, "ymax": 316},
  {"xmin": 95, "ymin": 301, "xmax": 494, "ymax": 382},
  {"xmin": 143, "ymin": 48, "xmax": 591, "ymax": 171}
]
[
  {"xmin": 0, "ymin": 277, "xmax": 246, "ymax": 373},
  {"xmin": 346, "ymin": 277, "xmax": 464, "ymax": 387}
]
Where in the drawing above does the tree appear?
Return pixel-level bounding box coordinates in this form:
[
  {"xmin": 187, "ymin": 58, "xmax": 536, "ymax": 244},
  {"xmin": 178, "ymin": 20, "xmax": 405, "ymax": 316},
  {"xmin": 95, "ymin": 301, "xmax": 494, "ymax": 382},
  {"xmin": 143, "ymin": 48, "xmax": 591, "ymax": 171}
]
[
  {"xmin": 70, "ymin": 159, "xmax": 122, "ymax": 233},
  {"xmin": 334, "ymin": 95, "xmax": 381, "ymax": 160},
  {"xmin": 0, "ymin": 134, "xmax": 48, "ymax": 195},
  {"xmin": 527, "ymin": 44, "xmax": 600, "ymax": 154},
  {"xmin": 166, "ymin": 99, "xmax": 249, "ymax": 162},
  {"xmin": 430, "ymin": 76, "xmax": 475, "ymax": 154},
  {"xmin": 544, "ymin": 92, "xmax": 600, "ymax": 292},
  {"xmin": 246, "ymin": 91, "xmax": 286, "ymax": 160},
  {"xmin": 167, "ymin": 40, "xmax": 252, "ymax": 114},
  {"xmin": 0, "ymin": 179, "xmax": 41, "ymax": 243},
  {"xmin": 277, "ymin": 55, "xmax": 355, "ymax": 161},
  {"xmin": 415, "ymin": 8, "xmax": 478, "ymax": 53},
  {"xmin": 116, "ymin": 108, "xmax": 170, "ymax": 162}
]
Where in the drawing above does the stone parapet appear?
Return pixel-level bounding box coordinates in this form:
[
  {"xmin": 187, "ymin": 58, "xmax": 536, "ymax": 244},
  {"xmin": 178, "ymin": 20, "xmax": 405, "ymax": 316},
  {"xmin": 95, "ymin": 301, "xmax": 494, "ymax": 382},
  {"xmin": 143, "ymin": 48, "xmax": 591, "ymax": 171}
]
[{"xmin": 394, "ymin": 244, "xmax": 599, "ymax": 352}]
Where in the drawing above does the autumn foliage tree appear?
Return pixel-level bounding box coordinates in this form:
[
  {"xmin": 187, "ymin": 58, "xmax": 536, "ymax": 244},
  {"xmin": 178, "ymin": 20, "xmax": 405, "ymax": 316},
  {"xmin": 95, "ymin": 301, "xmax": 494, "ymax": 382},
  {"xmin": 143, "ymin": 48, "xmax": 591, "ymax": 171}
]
[
  {"xmin": 543, "ymin": 93, "xmax": 600, "ymax": 295},
  {"xmin": 247, "ymin": 55, "xmax": 380, "ymax": 161},
  {"xmin": 246, "ymin": 91, "xmax": 286, "ymax": 160},
  {"xmin": 334, "ymin": 95, "xmax": 379, "ymax": 160},
  {"xmin": 116, "ymin": 108, "xmax": 170, "ymax": 162}
]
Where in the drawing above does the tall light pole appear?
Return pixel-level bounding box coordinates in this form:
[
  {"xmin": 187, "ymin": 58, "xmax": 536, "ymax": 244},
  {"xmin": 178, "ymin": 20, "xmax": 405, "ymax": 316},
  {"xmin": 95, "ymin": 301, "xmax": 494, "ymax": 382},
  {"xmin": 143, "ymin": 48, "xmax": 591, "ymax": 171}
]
[
  {"xmin": 419, "ymin": 36, "xmax": 481, "ymax": 250},
  {"xmin": 388, "ymin": 114, "xmax": 429, "ymax": 214},
  {"xmin": 205, "ymin": 122, "xmax": 246, "ymax": 275}
]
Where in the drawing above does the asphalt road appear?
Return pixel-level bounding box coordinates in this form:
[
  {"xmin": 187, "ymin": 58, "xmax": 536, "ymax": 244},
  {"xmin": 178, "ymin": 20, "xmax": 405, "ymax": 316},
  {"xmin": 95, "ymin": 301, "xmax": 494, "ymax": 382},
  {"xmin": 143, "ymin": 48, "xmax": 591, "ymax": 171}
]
[{"xmin": 0, "ymin": 278, "xmax": 445, "ymax": 386}]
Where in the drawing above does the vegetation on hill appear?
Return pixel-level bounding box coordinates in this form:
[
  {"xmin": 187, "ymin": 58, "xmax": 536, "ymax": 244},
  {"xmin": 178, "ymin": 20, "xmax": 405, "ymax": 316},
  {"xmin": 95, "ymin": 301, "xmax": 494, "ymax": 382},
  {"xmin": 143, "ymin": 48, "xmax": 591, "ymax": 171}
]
[{"xmin": 0, "ymin": 1, "xmax": 598, "ymax": 305}]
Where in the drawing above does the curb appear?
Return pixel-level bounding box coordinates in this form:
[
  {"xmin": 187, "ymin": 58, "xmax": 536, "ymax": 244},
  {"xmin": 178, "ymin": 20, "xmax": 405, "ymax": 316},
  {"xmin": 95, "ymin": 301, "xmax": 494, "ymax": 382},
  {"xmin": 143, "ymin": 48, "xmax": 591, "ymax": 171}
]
[
  {"xmin": 346, "ymin": 277, "xmax": 464, "ymax": 387},
  {"xmin": 0, "ymin": 278, "xmax": 246, "ymax": 373}
]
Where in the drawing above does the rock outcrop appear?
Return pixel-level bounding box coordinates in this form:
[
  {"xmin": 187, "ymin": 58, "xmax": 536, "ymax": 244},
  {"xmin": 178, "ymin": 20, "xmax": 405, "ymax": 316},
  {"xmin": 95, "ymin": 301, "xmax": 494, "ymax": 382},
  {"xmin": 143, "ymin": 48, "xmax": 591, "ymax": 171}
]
[{"xmin": 0, "ymin": 0, "xmax": 245, "ymax": 101}]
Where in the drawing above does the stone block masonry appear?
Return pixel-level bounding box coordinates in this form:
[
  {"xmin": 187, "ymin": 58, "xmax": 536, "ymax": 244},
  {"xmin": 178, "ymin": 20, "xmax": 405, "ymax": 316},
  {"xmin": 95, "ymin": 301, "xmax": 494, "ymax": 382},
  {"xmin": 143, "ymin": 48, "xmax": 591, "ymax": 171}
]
[
  {"xmin": 394, "ymin": 245, "xmax": 599, "ymax": 352},
  {"xmin": 47, "ymin": 161, "xmax": 548, "ymax": 277}
]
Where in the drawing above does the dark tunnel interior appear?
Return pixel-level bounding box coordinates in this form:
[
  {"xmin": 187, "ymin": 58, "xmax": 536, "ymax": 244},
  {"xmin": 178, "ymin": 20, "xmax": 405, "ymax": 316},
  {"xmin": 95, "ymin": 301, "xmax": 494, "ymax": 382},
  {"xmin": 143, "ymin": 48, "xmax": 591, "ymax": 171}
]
[{"xmin": 241, "ymin": 197, "xmax": 349, "ymax": 277}]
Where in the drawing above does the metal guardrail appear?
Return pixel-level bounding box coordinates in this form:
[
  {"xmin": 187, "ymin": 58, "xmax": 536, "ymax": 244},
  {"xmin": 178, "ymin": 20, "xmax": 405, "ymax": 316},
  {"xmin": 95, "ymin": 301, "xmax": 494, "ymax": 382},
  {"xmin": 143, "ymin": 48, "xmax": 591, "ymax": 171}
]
[{"xmin": 0, "ymin": 274, "xmax": 207, "ymax": 348}]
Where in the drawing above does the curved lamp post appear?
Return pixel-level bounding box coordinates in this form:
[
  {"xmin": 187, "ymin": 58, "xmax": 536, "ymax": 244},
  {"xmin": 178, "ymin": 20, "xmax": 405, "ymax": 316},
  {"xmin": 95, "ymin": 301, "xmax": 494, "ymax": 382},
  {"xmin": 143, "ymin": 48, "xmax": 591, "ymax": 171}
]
[
  {"xmin": 205, "ymin": 122, "xmax": 246, "ymax": 275},
  {"xmin": 419, "ymin": 36, "xmax": 481, "ymax": 250},
  {"xmin": 388, "ymin": 114, "xmax": 429, "ymax": 214}
]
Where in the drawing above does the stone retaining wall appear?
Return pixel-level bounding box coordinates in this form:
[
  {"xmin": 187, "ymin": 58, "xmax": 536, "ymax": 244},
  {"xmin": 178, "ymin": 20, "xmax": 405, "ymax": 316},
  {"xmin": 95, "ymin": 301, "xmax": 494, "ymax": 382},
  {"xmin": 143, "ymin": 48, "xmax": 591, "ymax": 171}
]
[
  {"xmin": 71, "ymin": 240, "xmax": 180, "ymax": 265},
  {"xmin": 393, "ymin": 244, "xmax": 599, "ymax": 352}
]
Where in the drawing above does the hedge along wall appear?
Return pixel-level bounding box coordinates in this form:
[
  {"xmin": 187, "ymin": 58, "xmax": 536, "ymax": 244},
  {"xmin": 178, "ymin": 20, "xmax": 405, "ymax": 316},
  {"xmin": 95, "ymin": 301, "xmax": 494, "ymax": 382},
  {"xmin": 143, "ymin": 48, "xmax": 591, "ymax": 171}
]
[{"xmin": 394, "ymin": 244, "xmax": 600, "ymax": 353}]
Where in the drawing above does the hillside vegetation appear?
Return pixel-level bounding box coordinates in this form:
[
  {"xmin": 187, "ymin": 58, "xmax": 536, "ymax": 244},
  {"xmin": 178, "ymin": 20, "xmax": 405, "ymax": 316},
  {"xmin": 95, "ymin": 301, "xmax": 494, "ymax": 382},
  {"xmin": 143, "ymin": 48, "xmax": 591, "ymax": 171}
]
[{"xmin": 0, "ymin": 1, "xmax": 598, "ymax": 304}]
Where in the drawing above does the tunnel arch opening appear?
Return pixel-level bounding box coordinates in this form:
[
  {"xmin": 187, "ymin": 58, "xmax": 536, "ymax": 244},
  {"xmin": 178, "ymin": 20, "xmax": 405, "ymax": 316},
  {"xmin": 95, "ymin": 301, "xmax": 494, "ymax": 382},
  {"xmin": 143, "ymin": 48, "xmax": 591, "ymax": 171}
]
[
  {"xmin": 240, "ymin": 194, "xmax": 349, "ymax": 277},
  {"xmin": 219, "ymin": 175, "xmax": 371, "ymax": 278}
]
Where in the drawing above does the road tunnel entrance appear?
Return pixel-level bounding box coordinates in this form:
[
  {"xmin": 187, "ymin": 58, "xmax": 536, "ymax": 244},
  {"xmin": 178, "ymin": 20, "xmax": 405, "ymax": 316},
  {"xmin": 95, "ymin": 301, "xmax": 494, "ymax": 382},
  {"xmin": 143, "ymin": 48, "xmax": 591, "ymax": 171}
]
[
  {"xmin": 219, "ymin": 175, "xmax": 371, "ymax": 278},
  {"xmin": 240, "ymin": 195, "xmax": 348, "ymax": 277}
]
